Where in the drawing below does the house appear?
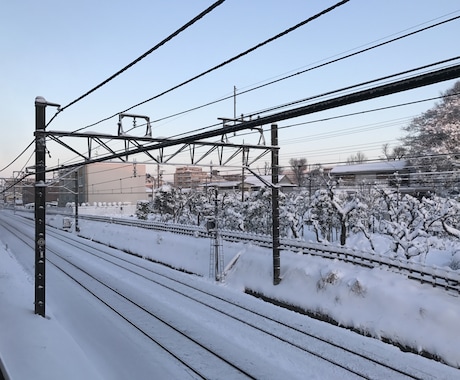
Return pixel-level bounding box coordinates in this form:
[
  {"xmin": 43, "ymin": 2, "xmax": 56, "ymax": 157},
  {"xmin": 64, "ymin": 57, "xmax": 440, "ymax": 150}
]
[
  {"xmin": 242, "ymin": 175, "xmax": 296, "ymax": 192},
  {"xmin": 203, "ymin": 174, "xmax": 296, "ymax": 193},
  {"xmin": 330, "ymin": 160, "xmax": 411, "ymax": 190}
]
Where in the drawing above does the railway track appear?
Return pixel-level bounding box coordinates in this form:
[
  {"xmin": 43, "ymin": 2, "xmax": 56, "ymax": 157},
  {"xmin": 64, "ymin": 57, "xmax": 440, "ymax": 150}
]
[
  {"xmin": 16, "ymin": 209, "xmax": 460, "ymax": 293},
  {"xmin": 0, "ymin": 214, "xmax": 443, "ymax": 379},
  {"xmin": 72, "ymin": 214, "xmax": 460, "ymax": 294}
]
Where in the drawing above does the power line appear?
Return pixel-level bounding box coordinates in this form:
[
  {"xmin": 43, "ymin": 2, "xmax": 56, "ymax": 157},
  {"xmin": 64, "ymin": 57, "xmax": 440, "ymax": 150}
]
[
  {"xmin": 159, "ymin": 59, "xmax": 460, "ymax": 145},
  {"xmin": 149, "ymin": 13, "xmax": 460, "ymax": 126},
  {"xmin": 58, "ymin": 8, "xmax": 457, "ymax": 148},
  {"xmin": 43, "ymin": 63, "xmax": 460, "ymax": 174},
  {"xmin": 75, "ymin": 0, "xmax": 351, "ymax": 133},
  {"xmin": 245, "ymin": 57, "xmax": 460, "ymax": 118},
  {"xmin": 45, "ymin": 80, "xmax": 459, "ymax": 172},
  {"xmin": 0, "ymin": 140, "xmax": 34, "ymax": 173},
  {"xmin": 278, "ymin": 98, "xmax": 433, "ymax": 134},
  {"xmin": 146, "ymin": 58, "xmax": 460, "ymax": 144},
  {"xmin": 45, "ymin": 0, "xmax": 227, "ymax": 127}
]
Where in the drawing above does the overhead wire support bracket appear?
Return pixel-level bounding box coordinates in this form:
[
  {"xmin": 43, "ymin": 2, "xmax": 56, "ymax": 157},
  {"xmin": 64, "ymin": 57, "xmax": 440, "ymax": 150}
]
[
  {"xmin": 43, "ymin": 129, "xmax": 275, "ymax": 170},
  {"xmin": 118, "ymin": 113, "xmax": 152, "ymax": 137}
]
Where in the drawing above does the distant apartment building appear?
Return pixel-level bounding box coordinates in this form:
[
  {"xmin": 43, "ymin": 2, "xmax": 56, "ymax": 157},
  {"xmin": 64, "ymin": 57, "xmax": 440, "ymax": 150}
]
[
  {"xmin": 59, "ymin": 162, "xmax": 147, "ymax": 206},
  {"xmin": 174, "ymin": 167, "xmax": 208, "ymax": 189}
]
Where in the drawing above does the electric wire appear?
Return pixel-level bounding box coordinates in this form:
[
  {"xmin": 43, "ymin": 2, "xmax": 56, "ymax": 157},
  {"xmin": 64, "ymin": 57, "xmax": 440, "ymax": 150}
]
[
  {"xmin": 46, "ymin": 10, "xmax": 458, "ymax": 169},
  {"xmin": 74, "ymin": 0, "xmax": 351, "ymax": 133},
  {"xmin": 147, "ymin": 58, "xmax": 460, "ymax": 145},
  {"xmin": 149, "ymin": 13, "xmax": 460, "ymax": 126},
  {"xmin": 44, "ymin": 0, "xmax": 227, "ymax": 127},
  {"xmin": 167, "ymin": 63, "xmax": 460, "ymax": 148},
  {"xmin": 0, "ymin": 140, "xmax": 34, "ymax": 173},
  {"xmin": 45, "ymin": 79, "xmax": 458, "ymax": 174},
  {"xmin": 244, "ymin": 57, "xmax": 460, "ymax": 118},
  {"xmin": 5, "ymin": 8, "xmax": 456, "ymax": 179},
  {"xmin": 142, "ymin": 90, "xmax": 459, "ymax": 168},
  {"xmin": 47, "ymin": 84, "xmax": 460, "ymax": 175}
]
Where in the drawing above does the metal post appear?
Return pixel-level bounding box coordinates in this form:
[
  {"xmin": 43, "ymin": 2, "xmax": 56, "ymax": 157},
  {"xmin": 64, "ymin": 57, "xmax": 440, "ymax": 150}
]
[
  {"xmin": 34, "ymin": 96, "xmax": 60, "ymax": 317},
  {"xmin": 75, "ymin": 170, "xmax": 80, "ymax": 232},
  {"xmin": 214, "ymin": 188, "xmax": 219, "ymax": 281},
  {"xmin": 34, "ymin": 98, "xmax": 47, "ymax": 317},
  {"xmin": 271, "ymin": 124, "xmax": 281, "ymax": 285}
]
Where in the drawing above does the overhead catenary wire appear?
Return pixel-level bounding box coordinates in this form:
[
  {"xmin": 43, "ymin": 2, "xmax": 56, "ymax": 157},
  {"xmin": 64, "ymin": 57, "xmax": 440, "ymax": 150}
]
[
  {"xmin": 43, "ymin": 76, "xmax": 460, "ymax": 181},
  {"xmin": 36, "ymin": 71, "xmax": 460, "ymax": 175},
  {"xmin": 232, "ymin": 97, "xmax": 438, "ymax": 143},
  {"xmin": 4, "ymin": 7, "xmax": 456, "ymax": 180},
  {"xmin": 149, "ymin": 12, "xmax": 460, "ymax": 126},
  {"xmin": 150, "ymin": 58, "xmax": 460, "ymax": 144},
  {"xmin": 41, "ymin": 63, "xmax": 460, "ymax": 175},
  {"xmin": 75, "ymin": 0, "xmax": 351, "ymax": 133},
  {"xmin": 44, "ymin": 0, "xmax": 227, "ymax": 128},
  {"xmin": 244, "ymin": 57, "xmax": 460, "ymax": 119},
  {"xmin": 0, "ymin": 140, "xmax": 34, "ymax": 173},
  {"xmin": 121, "ymin": 59, "xmax": 458, "ymax": 150},
  {"xmin": 45, "ymin": 9, "xmax": 458, "ymax": 171}
]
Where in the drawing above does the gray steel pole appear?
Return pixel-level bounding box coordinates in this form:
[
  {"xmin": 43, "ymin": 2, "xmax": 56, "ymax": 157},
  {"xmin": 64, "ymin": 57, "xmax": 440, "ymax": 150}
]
[
  {"xmin": 75, "ymin": 170, "xmax": 80, "ymax": 232},
  {"xmin": 34, "ymin": 96, "xmax": 60, "ymax": 317},
  {"xmin": 34, "ymin": 97, "xmax": 47, "ymax": 316},
  {"xmin": 271, "ymin": 124, "xmax": 281, "ymax": 285},
  {"xmin": 214, "ymin": 188, "xmax": 219, "ymax": 281}
]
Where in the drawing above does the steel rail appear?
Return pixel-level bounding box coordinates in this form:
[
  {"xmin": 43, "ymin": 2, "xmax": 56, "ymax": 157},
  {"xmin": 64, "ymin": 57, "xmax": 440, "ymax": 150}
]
[{"xmin": 73, "ymin": 213, "xmax": 460, "ymax": 294}]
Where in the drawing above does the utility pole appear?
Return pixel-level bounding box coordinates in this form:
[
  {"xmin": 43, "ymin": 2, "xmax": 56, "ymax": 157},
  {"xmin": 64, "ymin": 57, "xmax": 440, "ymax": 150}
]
[
  {"xmin": 34, "ymin": 96, "xmax": 60, "ymax": 317},
  {"xmin": 13, "ymin": 180, "xmax": 16, "ymax": 214},
  {"xmin": 157, "ymin": 155, "xmax": 160, "ymax": 188},
  {"xmin": 75, "ymin": 170, "xmax": 80, "ymax": 232},
  {"xmin": 271, "ymin": 124, "xmax": 281, "ymax": 285},
  {"xmin": 214, "ymin": 188, "xmax": 219, "ymax": 280},
  {"xmin": 241, "ymin": 147, "xmax": 248, "ymax": 202}
]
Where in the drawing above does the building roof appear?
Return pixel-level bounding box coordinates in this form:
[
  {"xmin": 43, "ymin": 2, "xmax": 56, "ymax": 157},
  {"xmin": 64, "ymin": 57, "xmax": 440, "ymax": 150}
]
[
  {"xmin": 330, "ymin": 160, "xmax": 409, "ymax": 175},
  {"xmin": 243, "ymin": 175, "xmax": 294, "ymax": 187},
  {"xmin": 204, "ymin": 175, "xmax": 295, "ymax": 190}
]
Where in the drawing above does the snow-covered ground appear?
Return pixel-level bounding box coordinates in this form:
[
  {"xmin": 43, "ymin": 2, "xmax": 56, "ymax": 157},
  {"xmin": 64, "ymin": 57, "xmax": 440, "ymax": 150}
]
[{"xmin": 1, "ymin": 211, "xmax": 460, "ymax": 379}]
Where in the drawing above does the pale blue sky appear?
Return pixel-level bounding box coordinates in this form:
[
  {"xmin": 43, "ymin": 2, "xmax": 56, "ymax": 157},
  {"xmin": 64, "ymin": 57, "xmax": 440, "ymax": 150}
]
[{"xmin": 1, "ymin": 0, "xmax": 459, "ymax": 178}]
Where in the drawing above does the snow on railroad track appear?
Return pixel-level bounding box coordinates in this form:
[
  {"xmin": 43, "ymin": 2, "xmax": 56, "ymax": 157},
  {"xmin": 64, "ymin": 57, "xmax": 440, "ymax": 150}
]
[
  {"xmin": 44, "ymin": 228, "xmax": 437, "ymax": 379},
  {"xmin": 1, "ymin": 215, "xmax": 429, "ymax": 379},
  {"xmin": 68, "ymin": 214, "xmax": 460, "ymax": 294},
  {"xmin": 1, "ymin": 211, "xmax": 460, "ymax": 379}
]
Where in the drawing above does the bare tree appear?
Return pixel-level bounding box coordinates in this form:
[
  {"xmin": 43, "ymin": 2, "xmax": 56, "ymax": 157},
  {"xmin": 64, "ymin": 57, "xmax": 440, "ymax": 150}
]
[
  {"xmin": 289, "ymin": 158, "xmax": 308, "ymax": 186},
  {"xmin": 260, "ymin": 161, "xmax": 271, "ymax": 175},
  {"xmin": 346, "ymin": 151, "xmax": 367, "ymax": 165},
  {"xmin": 382, "ymin": 143, "xmax": 406, "ymax": 160}
]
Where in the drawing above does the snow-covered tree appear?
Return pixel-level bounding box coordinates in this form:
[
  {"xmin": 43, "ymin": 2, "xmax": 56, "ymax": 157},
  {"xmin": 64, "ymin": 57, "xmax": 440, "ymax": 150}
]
[
  {"xmin": 152, "ymin": 185, "xmax": 187, "ymax": 223},
  {"xmin": 401, "ymin": 80, "xmax": 460, "ymax": 171},
  {"xmin": 306, "ymin": 189, "xmax": 339, "ymax": 243},
  {"xmin": 280, "ymin": 191, "xmax": 309, "ymax": 239},
  {"xmin": 348, "ymin": 187, "xmax": 381, "ymax": 251},
  {"xmin": 221, "ymin": 192, "xmax": 245, "ymax": 231},
  {"xmin": 135, "ymin": 200, "xmax": 153, "ymax": 220},
  {"xmin": 377, "ymin": 190, "xmax": 430, "ymax": 260},
  {"xmin": 420, "ymin": 195, "xmax": 460, "ymax": 239},
  {"xmin": 244, "ymin": 188, "xmax": 272, "ymax": 235},
  {"xmin": 307, "ymin": 175, "xmax": 361, "ymax": 245}
]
